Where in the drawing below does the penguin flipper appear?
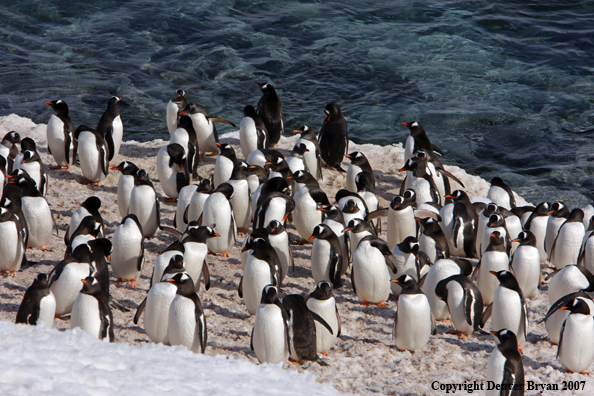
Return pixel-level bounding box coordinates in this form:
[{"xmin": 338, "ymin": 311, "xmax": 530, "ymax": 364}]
[
  {"xmin": 63, "ymin": 225, "xmax": 70, "ymax": 245},
  {"xmin": 155, "ymin": 198, "xmax": 161, "ymax": 231},
  {"xmin": 158, "ymin": 225, "xmax": 183, "ymax": 239},
  {"xmin": 316, "ymin": 358, "xmax": 329, "ymax": 366},
  {"xmin": 134, "ymin": 297, "xmax": 147, "ymax": 325},
  {"xmin": 238, "ymin": 276, "xmax": 244, "ymax": 298},
  {"xmin": 431, "ymin": 312, "xmax": 436, "ymax": 335},
  {"xmin": 501, "ymin": 366, "xmax": 517, "ymax": 396},
  {"xmin": 471, "ymin": 259, "xmax": 481, "ymax": 281},
  {"xmin": 183, "ymin": 204, "xmax": 190, "ymax": 225},
  {"xmin": 557, "ymin": 318, "xmax": 567, "ymax": 358},
  {"xmin": 202, "ymin": 260, "xmax": 211, "ymax": 291},
  {"xmin": 336, "ymin": 307, "xmax": 341, "ymax": 337},
  {"xmin": 137, "ymin": 245, "xmax": 145, "ymax": 272},
  {"xmin": 431, "ymin": 144, "xmax": 444, "ymax": 156},
  {"xmin": 333, "ymin": 163, "xmax": 347, "ymax": 173},
  {"xmin": 480, "ymin": 302, "xmax": 493, "ymax": 328},
  {"xmin": 99, "ymin": 147, "xmax": 109, "ymax": 176},
  {"xmin": 310, "ymin": 311, "xmax": 334, "ymax": 335},
  {"xmin": 544, "ymin": 268, "xmax": 561, "ymax": 282},
  {"xmin": 366, "ymin": 208, "xmax": 388, "ymax": 221},
  {"xmin": 250, "ymin": 328, "xmax": 254, "ymax": 351},
  {"xmin": 350, "ymin": 267, "xmax": 357, "ymax": 294},
  {"xmin": 452, "ymin": 216, "xmax": 462, "ymax": 249},
  {"xmin": 439, "ymin": 168, "xmax": 465, "ymax": 189},
  {"xmin": 463, "ymin": 287, "xmax": 475, "ymax": 327},
  {"xmin": 209, "ymin": 117, "xmax": 237, "ymax": 128}
]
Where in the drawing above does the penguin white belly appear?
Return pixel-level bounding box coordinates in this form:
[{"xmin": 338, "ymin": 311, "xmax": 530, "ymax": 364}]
[
  {"xmin": 545, "ymin": 309, "xmax": 570, "ymax": 345},
  {"xmin": 38, "ymin": 292, "xmax": 56, "ymax": 327},
  {"xmin": 152, "ymin": 250, "xmax": 182, "ymax": 285},
  {"xmin": 311, "ymin": 239, "xmax": 333, "ymax": 283},
  {"xmin": 187, "ymin": 191, "xmax": 209, "ymax": 225},
  {"xmin": 346, "ymin": 164, "xmax": 362, "ymax": 193},
  {"xmin": 203, "ymin": 193, "xmax": 235, "ymax": 254},
  {"xmin": 548, "ymin": 266, "xmax": 591, "ymax": 304},
  {"xmin": 192, "ymin": 114, "xmax": 217, "ymax": 154},
  {"xmin": 213, "ymin": 155, "xmax": 234, "ymax": 188},
  {"xmin": 349, "ymin": 230, "xmax": 372, "ymax": 258},
  {"xmin": 183, "ymin": 242, "xmax": 208, "ymax": 292},
  {"xmin": 166, "ymin": 100, "xmax": 179, "ymax": 135},
  {"xmin": 156, "ymin": 146, "xmax": 180, "ymax": 198},
  {"xmin": 475, "ymin": 215, "xmax": 489, "ymax": 258},
  {"xmin": 545, "ymin": 216, "xmax": 566, "ymax": 257},
  {"xmin": 419, "ymin": 233, "xmax": 437, "ymax": 263},
  {"xmin": 476, "ymin": 252, "xmax": 510, "ymax": 305},
  {"xmin": 246, "ymin": 150, "xmax": 267, "ymax": 167},
  {"xmin": 550, "ymin": 225, "xmax": 584, "ymax": 270},
  {"xmin": 429, "ymin": 163, "xmax": 445, "ymax": 204},
  {"xmin": 446, "ymin": 282, "xmax": 473, "ymax": 335},
  {"xmin": 111, "ymin": 222, "xmax": 143, "ymax": 281},
  {"xmin": 286, "ymin": 156, "xmax": 305, "ymax": 174},
  {"xmin": 21, "ymin": 196, "xmax": 53, "ymax": 248},
  {"xmin": 506, "ymin": 215, "xmax": 523, "ymax": 254},
  {"xmin": 352, "ymin": 242, "xmax": 391, "ymax": 304},
  {"xmin": 393, "ymin": 294, "xmax": 432, "ymax": 351},
  {"xmin": 168, "ymin": 295, "xmax": 197, "ymax": 350},
  {"xmin": 583, "ymin": 237, "xmax": 594, "ymax": 274},
  {"xmin": 175, "ymin": 185, "xmax": 197, "ymax": 233},
  {"xmin": 306, "ymin": 298, "xmax": 339, "ymax": 353},
  {"xmin": 244, "ymin": 256, "xmax": 273, "ymax": 315},
  {"xmin": 47, "ymin": 114, "xmax": 69, "ymax": 166},
  {"xmin": 324, "ymin": 219, "xmax": 349, "ymax": 266},
  {"xmin": 389, "ymin": 250, "xmax": 416, "ymax": 296},
  {"xmin": 404, "ymin": 135, "xmax": 415, "ymax": 161},
  {"xmin": 491, "ymin": 287, "xmax": 525, "ymax": 344},
  {"xmin": 250, "ymin": 184, "xmax": 262, "ymax": 222},
  {"xmin": 51, "ymin": 262, "xmax": 90, "ymax": 316},
  {"xmin": 485, "ymin": 348, "xmax": 507, "ymax": 396},
  {"xmin": 558, "ymin": 314, "xmax": 594, "ymax": 373},
  {"xmin": 387, "ymin": 207, "xmax": 416, "ymax": 247},
  {"xmin": 144, "ymin": 282, "xmax": 178, "ymax": 344},
  {"xmin": 361, "ymin": 191, "xmax": 379, "ymax": 229},
  {"xmin": 264, "ymin": 197, "xmax": 287, "ymax": 227},
  {"xmin": 20, "ymin": 161, "xmax": 42, "ymax": 193},
  {"xmin": 239, "ymin": 117, "xmax": 258, "ymax": 158},
  {"xmin": 268, "ymin": 232, "xmax": 290, "ymax": 281},
  {"xmin": 78, "ymin": 132, "xmax": 106, "ymax": 183},
  {"xmin": 228, "ymin": 179, "xmax": 251, "ymax": 230},
  {"xmin": 111, "ymin": 116, "xmax": 123, "ymax": 159},
  {"xmin": 487, "ymin": 186, "xmax": 512, "ymax": 210},
  {"xmin": 69, "ymin": 235, "xmax": 94, "ymax": 254},
  {"xmin": 0, "ymin": 220, "xmax": 23, "ymax": 273},
  {"xmin": 481, "ymin": 226, "xmax": 507, "ymax": 257},
  {"xmin": 297, "ymin": 139, "xmax": 317, "ymax": 177},
  {"xmin": 70, "ymin": 293, "xmax": 101, "ymax": 339},
  {"xmin": 293, "ymin": 189, "xmax": 322, "ymax": 240},
  {"xmin": 510, "ymin": 246, "xmax": 540, "ymax": 299},
  {"xmin": 117, "ymin": 174, "xmax": 135, "ymax": 218},
  {"xmin": 252, "ymin": 304, "xmax": 289, "ymax": 364},
  {"xmin": 170, "ymin": 129, "xmax": 190, "ymax": 156},
  {"xmin": 529, "ymin": 216, "xmax": 549, "ymax": 262},
  {"xmin": 128, "ymin": 185, "xmax": 158, "ymax": 238}
]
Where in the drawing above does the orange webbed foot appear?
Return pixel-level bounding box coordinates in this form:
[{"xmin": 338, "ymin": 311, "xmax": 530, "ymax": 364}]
[
  {"xmin": 39, "ymin": 246, "xmax": 52, "ymax": 252},
  {"xmin": 377, "ymin": 301, "xmax": 389, "ymax": 307},
  {"xmin": 220, "ymin": 252, "xmax": 230, "ymax": 258},
  {"xmin": 320, "ymin": 351, "xmax": 329, "ymax": 357},
  {"xmin": 361, "ymin": 301, "xmax": 370, "ymax": 307}
]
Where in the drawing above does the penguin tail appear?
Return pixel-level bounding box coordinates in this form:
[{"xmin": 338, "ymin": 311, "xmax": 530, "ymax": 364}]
[{"xmin": 333, "ymin": 163, "xmax": 346, "ymax": 173}]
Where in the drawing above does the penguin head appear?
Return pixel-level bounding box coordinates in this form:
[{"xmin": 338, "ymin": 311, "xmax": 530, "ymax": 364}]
[
  {"xmin": 415, "ymin": 150, "xmax": 428, "ymax": 161},
  {"xmin": 511, "ymin": 230, "xmax": 536, "ymax": 246},
  {"xmin": 345, "ymin": 151, "xmax": 365, "ymax": 163},
  {"xmin": 212, "ymin": 183, "xmax": 234, "ymax": 199},
  {"xmin": 445, "ymin": 190, "xmax": 468, "ymax": 202},
  {"xmin": 391, "ymin": 274, "xmax": 418, "ymax": 290},
  {"xmin": 484, "ymin": 203, "xmax": 499, "ymax": 217},
  {"xmin": 265, "ymin": 220, "xmax": 284, "ymax": 235},
  {"xmin": 390, "ymin": 195, "xmax": 405, "ymax": 210},
  {"xmin": 490, "ymin": 329, "xmax": 519, "ymax": 346},
  {"xmin": 45, "ymin": 99, "xmax": 69, "ymax": 115},
  {"xmin": 20, "ymin": 138, "xmax": 36, "ymax": 152},
  {"xmin": 166, "ymin": 272, "xmax": 194, "ymax": 290},
  {"xmin": 403, "ymin": 189, "xmax": 416, "ymax": 202},
  {"xmin": 197, "ymin": 178, "xmax": 213, "ymax": 192},
  {"xmin": 548, "ymin": 202, "xmax": 569, "ymax": 217},
  {"xmin": 398, "ymin": 158, "xmax": 415, "ymax": 172},
  {"xmin": 343, "ymin": 218, "xmax": 366, "ymax": 234},
  {"xmin": 243, "ymin": 105, "xmax": 257, "ymax": 117},
  {"xmin": 87, "ymin": 238, "xmax": 112, "ymax": 259},
  {"xmin": 255, "ymin": 82, "xmax": 276, "ymax": 96},
  {"xmin": 122, "ymin": 214, "xmax": 142, "ymax": 231},
  {"xmin": 487, "ymin": 214, "xmax": 504, "ymax": 228},
  {"xmin": 401, "ymin": 121, "xmax": 424, "ymax": 136},
  {"xmin": 70, "ymin": 243, "xmax": 92, "ymax": 262},
  {"xmin": 261, "ymin": 285, "xmax": 278, "ymax": 304},
  {"xmin": 342, "ymin": 200, "xmax": 359, "ymax": 214},
  {"xmin": 216, "ymin": 143, "xmax": 236, "ymax": 160},
  {"xmin": 355, "ymin": 171, "xmax": 375, "ymax": 193},
  {"xmin": 34, "ymin": 273, "xmax": 49, "ymax": 287},
  {"xmin": 323, "ymin": 102, "xmax": 342, "ymax": 120},
  {"xmin": 166, "ymin": 144, "xmax": 187, "ymax": 167},
  {"xmin": 534, "ymin": 201, "xmax": 551, "ymax": 215},
  {"xmin": 399, "ymin": 236, "xmax": 419, "ymax": 255},
  {"xmin": 293, "ymin": 125, "xmax": 314, "ymax": 136},
  {"xmin": 309, "ymin": 225, "xmax": 326, "ymax": 241},
  {"xmin": 107, "ymin": 96, "xmax": 122, "ymax": 107},
  {"xmin": 317, "ymin": 281, "xmax": 333, "ymax": 299},
  {"xmin": 113, "ymin": 161, "xmax": 139, "ymax": 175},
  {"xmin": 81, "ymin": 276, "xmax": 102, "ymax": 295},
  {"xmin": 2, "ymin": 131, "xmax": 21, "ymax": 146},
  {"xmin": 567, "ymin": 208, "xmax": 585, "ymax": 223},
  {"xmin": 321, "ymin": 205, "xmax": 345, "ymax": 224},
  {"xmin": 175, "ymin": 89, "xmax": 185, "ymax": 98},
  {"xmin": 561, "ymin": 297, "xmax": 592, "ymax": 315}
]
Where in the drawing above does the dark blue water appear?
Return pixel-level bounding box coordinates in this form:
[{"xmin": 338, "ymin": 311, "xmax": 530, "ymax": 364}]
[{"xmin": 1, "ymin": 1, "xmax": 594, "ymax": 206}]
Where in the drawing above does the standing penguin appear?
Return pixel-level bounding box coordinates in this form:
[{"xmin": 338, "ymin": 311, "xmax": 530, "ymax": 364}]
[
  {"xmin": 435, "ymin": 274, "xmax": 483, "ymax": 336},
  {"xmin": 156, "ymin": 143, "xmax": 189, "ymax": 200},
  {"xmin": 48, "ymin": 244, "xmax": 93, "ymax": 316},
  {"xmin": 387, "ymin": 190, "xmax": 418, "ymax": 247},
  {"xmin": 202, "ymin": 183, "xmax": 236, "ymax": 257},
  {"xmin": 541, "ymin": 292, "xmax": 594, "ymax": 345},
  {"xmin": 0, "ymin": 131, "xmax": 21, "ymax": 173},
  {"xmin": 351, "ymin": 236, "xmax": 395, "ymax": 306},
  {"xmin": 226, "ymin": 161, "xmax": 252, "ymax": 234},
  {"xmin": 170, "ymin": 115, "xmax": 200, "ymax": 180},
  {"xmin": 549, "ymin": 208, "xmax": 585, "ymax": 270},
  {"xmin": 128, "ymin": 169, "xmax": 160, "ymax": 239},
  {"xmin": 0, "ymin": 206, "xmax": 27, "ymax": 275},
  {"xmin": 486, "ymin": 329, "xmax": 525, "ymax": 396},
  {"xmin": 256, "ymin": 82, "xmax": 283, "ymax": 148},
  {"xmin": 74, "ymin": 125, "xmax": 109, "ymax": 185},
  {"xmin": 524, "ymin": 202, "xmax": 551, "ymax": 262},
  {"xmin": 473, "ymin": 231, "xmax": 510, "ymax": 305},
  {"xmin": 392, "ymin": 275, "xmax": 435, "ymax": 351},
  {"xmin": 185, "ymin": 178, "xmax": 213, "ymax": 227},
  {"xmin": 416, "ymin": 216, "xmax": 449, "ymax": 263},
  {"xmin": 179, "ymin": 102, "xmax": 235, "ymax": 158},
  {"xmin": 16, "ymin": 273, "xmax": 56, "ymax": 327},
  {"xmin": 111, "ymin": 214, "xmax": 145, "ymax": 288},
  {"xmin": 421, "ymin": 258, "xmax": 472, "ymax": 321},
  {"xmin": 510, "ymin": 231, "xmax": 541, "ymax": 299},
  {"xmin": 70, "ymin": 276, "xmax": 114, "ymax": 342},
  {"xmin": 266, "ymin": 220, "xmax": 293, "ymax": 282},
  {"xmin": 251, "ymin": 285, "xmax": 290, "ymax": 364},
  {"xmin": 213, "ymin": 143, "xmax": 237, "ymax": 189},
  {"xmin": 547, "ymin": 265, "xmax": 594, "ymax": 305},
  {"xmin": 309, "ymin": 224, "xmax": 345, "ymax": 289},
  {"xmin": 166, "ymin": 89, "xmax": 188, "ymax": 135},
  {"xmin": 113, "ymin": 161, "xmax": 140, "ymax": 218},
  {"xmin": 557, "ymin": 297, "xmax": 594, "ymax": 374},
  {"xmin": 487, "ymin": 177, "xmax": 517, "ymax": 211},
  {"xmin": 65, "ymin": 196, "xmax": 104, "ymax": 245},
  {"xmin": 389, "ymin": 237, "xmax": 419, "ymax": 297},
  {"xmin": 167, "ymin": 272, "xmax": 208, "ymax": 354},
  {"xmin": 345, "ymin": 151, "xmax": 374, "ymax": 192},
  {"xmin": 45, "ymin": 99, "xmax": 76, "ymax": 170},
  {"xmin": 440, "ymin": 190, "xmax": 477, "ymax": 258},
  {"xmin": 239, "ymin": 105, "xmax": 267, "ymax": 158},
  {"xmin": 294, "ymin": 125, "xmax": 322, "ymax": 180},
  {"xmin": 318, "ymin": 102, "xmax": 348, "ymax": 172},
  {"xmin": 16, "ymin": 139, "xmax": 48, "ymax": 197},
  {"xmin": 181, "ymin": 224, "xmax": 218, "ymax": 292},
  {"xmin": 306, "ymin": 281, "xmax": 340, "ymax": 356},
  {"xmin": 544, "ymin": 201, "xmax": 570, "ymax": 256},
  {"xmin": 96, "ymin": 96, "xmax": 123, "ymax": 162}
]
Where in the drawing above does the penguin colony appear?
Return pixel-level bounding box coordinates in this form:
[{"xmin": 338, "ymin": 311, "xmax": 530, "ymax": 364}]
[{"xmin": 2, "ymin": 88, "xmax": 593, "ymax": 394}]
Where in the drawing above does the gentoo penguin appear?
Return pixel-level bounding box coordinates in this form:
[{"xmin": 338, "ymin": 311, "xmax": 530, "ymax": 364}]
[
  {"xmin": 265, "ymin": 220, "xmax": 293, "ymax": 282},
  {"xmin": 86, "ymin": 238, "xmax": 112, "ymax": 296},
  {"xmin": 45, "ymin": 99, "xmax": 76, "ymax": 170},
  {"xmin": 49, "ymin": 244, "xmax": 93, "ymax": 316},
  {"xmin": 113, "ymin": 161, "xmax": 140, "ymax": 218},
  {"xmin": 0, "ymin": 206, "xmax": 26, "ymax": 275},
  {"xmin": 579, "ymin": 216, "xmax": 594, "ymax": 273},
  {"xmin": 421, "ymin": 258, "xmax": 472, "ymax": 320},
  {"xmin": 167, "ymin": 272, "xmax": 208, "ymax": 353},
  {"xmin": 15, "ymin": 139, "xmax": 47, "ymax": 196},
  {"xmin": 524, "ymin": 202, "xmax": 551, "ymax": 262},
  {"xmin": 253, "ymin": 186, "xmax": 295, "ymax": 231},
  {"xmin": 282, "ymin": 294, "xmax": 332, "ymax": 365},
  {"xmin": 476, "ymin": 203, "xmax": 499, "ymax": 258},
  {"xmin": 240, "ymin": 228, "xmax": 269, "ymax": 272},
  {"xmin": 351, "ymin": 235, "xmax": 395, "ymax": 306},
  {"xmin": 266, "ymin": 155, "xmax": 292, "ymax": 180},
  {"xmin": 392, "ymin": 275, "xmax": 435, "ymax": 351},
  {"xmin": 239, "ymin": 105, "xmax": 267, "ymax": 158},
  {"xmin": 544, "ymin": 201, "xmax": 570, "ymax": 256},
  {"xmin": 440, "ymin": 190, "xmax": 477, "ymax": 258},
  {"xmin": 306, "ymin": 281, "xmax": 340, "ymax": 355},
  {"xmin": 181, "ymin": 224, "xmax": 218, "ymax": 292},
  {"xmin": 557, "ymin": 297, "xmax": 594, "ymax": 373},
  {"xmin": 547, "ymin": 265, "xmax": 594, "ymax": 305},
  {"xmin": 354, "ymin": 171, "xmax": 379, "ymax": 231},
  {"xmin": 293, "ymin": 180, "xmax": 331, "ymax": 241},
  {"xmin": 318, "ymin": 102, "xmax": 348, "ymax": 172},
  {"xmin": 10, "ymin": 174, "xmax": 53, "ymax": 250},
  {"xmin": 510, "ymin": 231, "xmax": 541, "ymax": 299},
  {"xmin": 310, "ymin": 224, "xmax": 345, "ymax": 288},
  {"xmin": 110, "ymin": 214, "xmax": 145, "ymax": 288},
  {"xmin": 486, "ymin": 329, "xmax": 524, "ymax": 396},
  {"xmin": 473, "ymin": 231, "xmax": 510, "ymax": 305},
  {"xmin": 12, "ymin": 137, "xmax": 33, "ymax": 170},
  {"xmin": 294, "ymin": 125, "xmax": 322, "ymax": 180},
  {"xmin": 401, "ymin": 121, "xmax": 443, "ymax": 162},
  {"xmin": 156, "ymin": 143, "xmax": 189, "ymax": 200},
  {"xmin": 74, "ymin": 125, "xmax": 109, "ymax": 185},
  {"xmin": 481, "ymin": 270, "xmax": 528, "ymax": 345},
  {"xmin": 389, "ymin": 237, "xmax": 419, "ymax": 297},
  {"xmin": 345, "ymin": 151, "xmax": 374, "ymax": 192},
  {"xmin": 480, "ymin": 213, "xmax": 510, "ymax": 257},
  {"xmin": 435, "ymin": 274, "xmax": 483, "ymax": 336},
  {"xmin": 246, "ymin": 147, "xmax": 284, "ymax": 168},
  {"xmin": 96, "ymin": 96, "xmax": 123, "ymax": 162},
  {"xmin": 170, "ymin": 115, "xmax": 200, "ymax": 179},
  {"xmin": 185, "ymin": 178, "xmax": 213, "ymax": 226},
  {"xmin": 502, "ymin": 208, "xmax": 523, "ymax": 255},
  {"xmin": 15, "ymin": 273, "xmax": 56, "ymax": 327},
  {"xmin": 201, "ymin": 183, "xmax": 236, "ymax": 256},
  {"xmin": 251, "ymin": 285, "xmax": 290, "ymax": 364},
  {"xmin": 251, "ymin": 174, "xmax": 289, "ymax": 224},
  {"xmin": 321, "ymin": 205, "xmax": 350, "ymax": 265},
  {"xmin": 135, "ymin": 254, "xmax": 186, "ymax": 344},
  {"xmin": 226, "ymin": 161, "xmax": 252, "ymax": 233},
  {"xmin": 166, "ymin": 89, "xmax": 188, "ymax": 135},
  {"xmin": 336, "ymin": 189, "xmax": 369, "ymax": 227},
  {"xmin": 65, "ymin": 196, "xmax": 104, "ymax": 245},
  {"xmin": 487, "ymin": 177, "xmax": 516, "ymax": 210},
  {"xmin": 399, "ymin": 152, "xmax": 441, "ymax": 206},
  {"xmin": 342, "ymin": 218, "xmax": 375, "ymax": 260},
  {"xmin": 386, "ymin": 190, "xmax": 417, "ymax": 247},
  {"xmin": 416, "ymin": 216, "xmax": 449, "ymax": 263},
  {"xmin": 549, "ymin": 208, "xmax": 585, "ymax": 270},
  {"xmin": 285, "ymin": 143, "xmax": 309, "ymax": 178},
  {"xmin": 541, "ymin": 292, "xmax": 594, "ymax": 345},
  {"xmin": 174, "ymin": 184, "xmax": 198, "ymax": 233},
  {"xmin": 240, "ymin": 237, "xmax": 282, "ymax": 315},
  {"xmin": 128, "ymin": 169, "xmax": 160, "ymax": 239},
  {"xmin": 70, "ymin": 276, "xmax": 114, "ymax": 342},
  {"xmin": 212, "ymin": 143, "xmax": 237, "ymax": 188},
  {"xmin": 256, "ymin": 82, "xmax": 283, "ymax": 148},
  {"xmin": 179, "ymin": 102, "xmax": 236, "ymax": 157},
  {"xmin": 0, "ymin": 131, "xmax": 20, "ymax": 173}
]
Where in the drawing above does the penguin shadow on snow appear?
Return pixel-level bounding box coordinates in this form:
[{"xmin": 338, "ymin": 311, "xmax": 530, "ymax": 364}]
[
  {"xmin": 46, "ymin": 168, "xmax": 84, "ymax": 184},
  {"xmin": 0, "ymin": 300, "xmax": 20, "ymax": 314},
  {"xmin": 338, "ymin": 333, "xmax": 384, "ymax": 345},
  {"xmin": 80, "ymin": 182, "xmax": 118, "ymax": 195},
  {"xmin": 349, "ymin": 303, "xmax": 395, "ymax": 320},
  {"xmin": 119, "ymin": 143, "xmax": 159, "ymax": 159},
  {"xmin": 441, "ymin": 334, "xmax": 493, "ymax": 353},
  {"xmin": 280, "ymin": 282, "xmax": 309, "ymax": 293},
  {"xmin": 204, "ymin": 302, "xmax": 249, "ymax": 320}
]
